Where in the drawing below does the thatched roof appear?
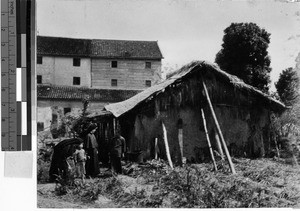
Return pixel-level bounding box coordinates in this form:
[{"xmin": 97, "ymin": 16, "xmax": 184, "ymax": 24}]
[{"xmin": 105, "ymin": 61, "xmax": 286, "ymax": 117}]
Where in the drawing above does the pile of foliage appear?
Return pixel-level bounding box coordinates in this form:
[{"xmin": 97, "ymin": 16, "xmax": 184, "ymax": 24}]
[
  {"xmin": 37, "ymin": 146, "xmax": 53, "ymax": 183},
  {"xmin": 115, "ymin": 158, "xmax": 300, "ymax": 208},
  {"xmin": 40, "ymin": 158, "xmax": 300, "ymax": 208}
]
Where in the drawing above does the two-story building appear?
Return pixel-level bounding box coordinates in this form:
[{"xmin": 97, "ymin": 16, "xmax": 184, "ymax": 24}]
[{"xmin": 36, "ymin": 36, "xmax": 163, "ymax": 133}]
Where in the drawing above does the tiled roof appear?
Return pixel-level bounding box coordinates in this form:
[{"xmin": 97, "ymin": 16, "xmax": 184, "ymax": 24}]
[
  {"xmin": 37, "ymin": 84, "xmax": 141, "ymax": 102},
  {"xmin": 37, "ymin": 36, "xmax": 91, "ymax": 57},
  {"xmin": 37, "ymin": 36, "xmax": 163, "ymax": 59},
  {"xmin": 90, "ymin": 39, "xmax": 163, "ymax": 59}
]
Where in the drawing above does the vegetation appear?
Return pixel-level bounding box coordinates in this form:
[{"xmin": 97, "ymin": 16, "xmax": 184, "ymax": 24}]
[
  {"xmin": 215, "ymin": 22, "xmax": 271, "ymax": 93},
  {"xmin": 275, "ymin": 67, "xmax": 299, "ymax": 107},
  {"xmin": 38, "ymin": 158, "xmax": 300, "ymax": 208}
]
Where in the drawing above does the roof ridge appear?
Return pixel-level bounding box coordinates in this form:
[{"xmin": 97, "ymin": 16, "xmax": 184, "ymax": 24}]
[
  {"xmin": 38, "ymin": 35, "xmax": 158, "ymax": 43},
  {"xmin": 38, "ymin": 35, "xmax": 92, "ymax": 41}
]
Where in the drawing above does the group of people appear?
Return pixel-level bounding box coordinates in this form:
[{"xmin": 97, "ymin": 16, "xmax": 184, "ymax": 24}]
[{"xmin": 73, "ymin": 123, "xmax": 126, "ymax": 181}]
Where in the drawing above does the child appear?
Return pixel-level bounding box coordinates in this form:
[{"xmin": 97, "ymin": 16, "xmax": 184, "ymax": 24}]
[{"xmin": 73, "ymin": 143, "xmax": 87, "ymax": 182}]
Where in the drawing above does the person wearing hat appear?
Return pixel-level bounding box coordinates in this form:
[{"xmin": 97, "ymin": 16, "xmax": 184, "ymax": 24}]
[{"xmin": 84, "ymin": 123, "xmax": 100, "ymax": 177}]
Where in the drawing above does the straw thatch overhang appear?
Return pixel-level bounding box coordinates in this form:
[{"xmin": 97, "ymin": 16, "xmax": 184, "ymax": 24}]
[
  {"xmin": 85, "ymin": 110, "xmax": 114, "ymax": 121},
  {"xmin": 104, "ymin": 61, "xmax": 286, "ymax": 117}
]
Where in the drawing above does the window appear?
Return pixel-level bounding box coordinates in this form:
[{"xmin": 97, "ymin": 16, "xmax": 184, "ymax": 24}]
[
  {"xmin": 73, "ymin": 77, "xmax": 81, "ymax": 85},
  {"xmin": 64, "ymin": 107, "xmax": 71, "ymax": 115},
  {"xmin": 145, "ymin": 62, "xmax": 151, "ymax": 69},
  {"xmin": 37, "ymin": 122, "xmax": 44, "ymax": 132},
  {"xmin": 73, "ymin": 58, "xmax": 81, "ymax": 66},
  {"xmin": 111, "ymin": 79, "xmax": 118, "ymax": 87},
  {"xmin": 111, "ymin": 61, "xmax": 118, "ymax": 68},
  {"xmin": 37, "ymin": 75, "xmax": 42, "ymax": 84},
  {"xmin": 145, "ymin": 80, "xmax": 151, "ymax": 87},
  {"xmin": 37, "ymin": 56, "xmax": 43, "ymax": 64}
]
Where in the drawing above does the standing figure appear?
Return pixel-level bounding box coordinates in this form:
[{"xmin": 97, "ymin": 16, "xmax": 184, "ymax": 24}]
[
  {"xmin": 49, "ymin": 138, "xmax": 83, "ymax": 182},
  {"xmin": 73, "ymin": 142, "xmax": 87, "ymax": 182},
  {"xmin": 84, "ymin": 124, "xmax": 100, "ymax": 177},
  {"xmin": 110, "ymin": 133, "xmax": 126, "ymax": 174}
]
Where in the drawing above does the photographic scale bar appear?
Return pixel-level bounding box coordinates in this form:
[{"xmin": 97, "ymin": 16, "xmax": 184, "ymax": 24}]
[{"xmin": 1, "ymin": 0, "xmax": 32, "ymax": 151}]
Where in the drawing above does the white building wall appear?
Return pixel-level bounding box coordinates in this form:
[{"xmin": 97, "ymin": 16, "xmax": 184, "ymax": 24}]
[
  {"xmin": 91, "ymin": 59, "xmax": 162, "ymax": 90},
  {"xmin": 37, "ymin": 56, "xmax": 91, "ymax": 87},
  {"xmin": 36, "ymin": 56, "xmax": 55, "ymax": 84}
]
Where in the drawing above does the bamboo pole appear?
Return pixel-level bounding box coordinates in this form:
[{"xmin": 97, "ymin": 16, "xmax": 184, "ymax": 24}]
[
  {"xmin": 162, "ymin": 122, "xmax": 174, "ymax": 169},
  {"xmin": 155, "ymin": 138, "xmax": 158, "ymax": 160},
  {"xmin": 214, "ymin": 130, "xmax": 225, "ymax": 160},
  {"xmin": 201, "ymin": 108, "xmax": 218, "ymax": 171},
  {"xmin": 202, "ymin": 80, "xmax": 236, "ymax": 174},
  {"xmin": 292, "ymin": 154, "xmax": 299, "ymax": 167},
  {"xmin": 178, "ymin": 128, "xmax": 183, "ymax": 163},
  {"xmin": 274, "ymin": 135, "xmax": 280, "ymax": 158}
]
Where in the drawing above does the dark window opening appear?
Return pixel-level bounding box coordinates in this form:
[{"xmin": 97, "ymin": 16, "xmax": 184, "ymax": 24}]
[
  {"xmin": 37, "ymin": 56, "xmax": 43, "ymax": 64},
  {"xmin": 64, "ymin": 108, "xmax": 71, "ymax": 115},
  {"xmin": 111, "ymin": 61, "xmax": 118, "ymax": 68},
  {"xmin": 73, "ymin": 58, "xmax": 81, "ymax": 66},
  {"xmin": 145, "ymin": 62, "xmax": 151, "ymax": 69},
  {"xmin": 73, "ymin": 77, "xmax": 81, "ymax": 85},
  {"xmin": 111, "ymin": 79, "xmax": 118, "ymax": 87},
  {"xmin": 37, "ymin": 75, "xmax": 42, "ymax": 84},
  {"xmin": 37, "ymin": 122, "xmax": 44, "ymax": 132},
  {"xmin": 145, "ymin": 80, "xmax": 151, "ymax": 87}
]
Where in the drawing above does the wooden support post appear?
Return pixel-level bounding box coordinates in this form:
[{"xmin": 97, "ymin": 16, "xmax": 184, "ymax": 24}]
[
  {"xmin": 178, "ymin": 128, "xmax": 183, "ymax": 163},
  {"xmin": 202, "ymin": 80, "xmax": 236, "ymax": 174},
  {"xmin": 214, "ymin": 130, "xmax": 225, "ymax": 160},
  {"xmin": 274, "ymin": 135, "xmax": 280, "ymax": 158},
  {"xmin": 201, "ymin": 108, "xmax": 218, "ymax": 171},
  {"xmin": 292, "ymin": 154, "xmax": 299, "ymax": 167},
  {"xmin": 113, "ymin": 118, "xmax": 116, "ymax": 136},
  {"xmin": 162, "ymin": 122, "xmax": 174, "ymax": 169},
  {"xmin": 155, "ymin": 138, "xmax": 158, "ymax": 160}
]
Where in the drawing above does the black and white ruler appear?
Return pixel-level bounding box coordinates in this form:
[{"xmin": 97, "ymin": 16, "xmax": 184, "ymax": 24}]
[{"xmin": 1, "ymin": 0, "xmax": 34, "ymax": 151}]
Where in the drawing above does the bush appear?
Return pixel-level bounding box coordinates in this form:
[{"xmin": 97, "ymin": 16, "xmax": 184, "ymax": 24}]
[{"xmin": 37, "ymin": 158, "xmax": 51, "ymax": 183}]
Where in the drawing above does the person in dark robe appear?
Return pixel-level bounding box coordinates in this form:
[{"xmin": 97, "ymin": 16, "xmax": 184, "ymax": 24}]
[
  {"xmin": 49, "ymin": 138, "xmax": 83, "ymax": 182},
  {"xmin": 84, "ymin": 124, "xmax": 100, "ymax": 177},
  {"xmin": 109, "ymin": 133, "xmax": 126, "ymax": 174}
]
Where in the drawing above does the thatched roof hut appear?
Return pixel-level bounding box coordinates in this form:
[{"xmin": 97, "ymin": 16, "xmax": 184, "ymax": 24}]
[{"xmin": 102, "ymin": 61, "xmax": 286, "ymax": 163}]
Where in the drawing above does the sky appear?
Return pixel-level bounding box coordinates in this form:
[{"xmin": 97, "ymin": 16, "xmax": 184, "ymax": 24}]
[{"xmin": 36, "ymin": 0, "xmax": 300, "ymax": 91}]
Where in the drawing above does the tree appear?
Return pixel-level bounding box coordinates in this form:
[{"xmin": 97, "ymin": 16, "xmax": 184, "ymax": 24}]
[
  {"xmin": 275, "ymin": 67, "xmax": 299, "ymax": 106},
  {"xmin": 215, "ymin": 22, "xmax": 271, "ymax": 93},
  {"xmin": 61, "ymin": 97, "xmax": 93, "ymax": 138}
]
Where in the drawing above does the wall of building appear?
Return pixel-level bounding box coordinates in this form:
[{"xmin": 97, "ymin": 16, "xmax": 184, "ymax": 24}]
[
  {"xmin": 37, "ymin": 100, "xmax": 108, "ymax": 131},
  {"xmin": 36, "ymin": 56, "xmax": 55, "ymax": 84},
  {"xmin": 37, "ymin": 56, "xmax": 91, "ymax": 87},
  {"xmin": 91, "ymin": 59, "xmax": 162, "ymax": 90},
  {"xmin": 126, "ymin": 104, "xmax": 270, "ymax": 163}
]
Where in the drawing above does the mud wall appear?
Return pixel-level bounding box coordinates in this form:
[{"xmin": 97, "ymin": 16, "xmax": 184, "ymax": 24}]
[{"xmin": 128, "ymin": 104, "xmax": 270, "ymax": 163}]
